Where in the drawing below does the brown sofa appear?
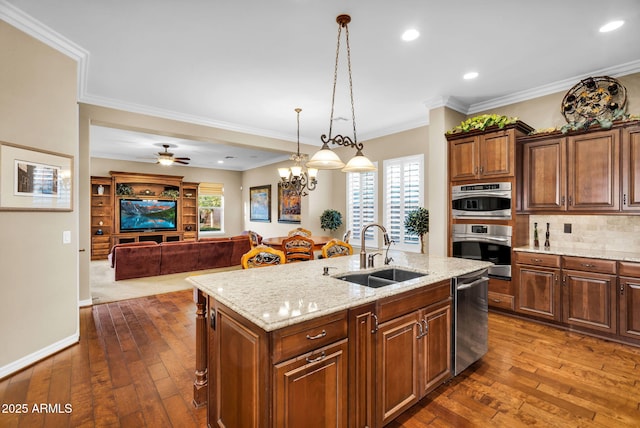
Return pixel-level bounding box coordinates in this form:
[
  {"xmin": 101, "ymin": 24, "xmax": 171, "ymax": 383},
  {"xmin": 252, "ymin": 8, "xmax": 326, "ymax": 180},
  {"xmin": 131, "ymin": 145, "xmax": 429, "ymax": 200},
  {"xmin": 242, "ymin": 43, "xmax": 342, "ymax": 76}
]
[{"xmin": 109, "ymin": 236, "xmax": 251, "ymax": 281}]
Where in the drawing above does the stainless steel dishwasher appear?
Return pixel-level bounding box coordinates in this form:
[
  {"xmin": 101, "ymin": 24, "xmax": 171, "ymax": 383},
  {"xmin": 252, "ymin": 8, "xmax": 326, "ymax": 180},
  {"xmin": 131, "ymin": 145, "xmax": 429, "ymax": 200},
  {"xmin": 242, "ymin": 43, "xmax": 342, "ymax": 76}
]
[{"xmin": 452, "ymin": 268, "xmax": 489, "ymax": 375}]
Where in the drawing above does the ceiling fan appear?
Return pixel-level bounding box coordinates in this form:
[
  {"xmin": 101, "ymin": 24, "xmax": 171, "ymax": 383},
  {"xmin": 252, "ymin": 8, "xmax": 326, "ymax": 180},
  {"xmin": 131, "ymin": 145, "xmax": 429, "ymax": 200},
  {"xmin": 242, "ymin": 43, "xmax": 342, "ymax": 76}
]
[{"xmin": 157, "ymin": 144, "xmax": 190, "ymax": 165}]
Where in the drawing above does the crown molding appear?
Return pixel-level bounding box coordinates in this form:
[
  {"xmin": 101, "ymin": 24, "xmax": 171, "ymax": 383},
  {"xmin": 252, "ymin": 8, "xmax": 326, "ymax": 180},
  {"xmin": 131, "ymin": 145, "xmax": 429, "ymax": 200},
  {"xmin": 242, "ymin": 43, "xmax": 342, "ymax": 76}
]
[
  {"xmin": 0, "ymin": 0, "xmax": 89, "ymax": 96},
  {"xmin": 468, "ymin": 59, "xmax": 640, "ymax": 114}
]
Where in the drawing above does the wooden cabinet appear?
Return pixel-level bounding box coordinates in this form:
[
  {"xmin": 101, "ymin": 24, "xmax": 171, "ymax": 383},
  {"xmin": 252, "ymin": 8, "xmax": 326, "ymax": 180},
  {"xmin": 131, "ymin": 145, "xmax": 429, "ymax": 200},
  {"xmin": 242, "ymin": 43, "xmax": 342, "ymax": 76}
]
[
  {"xmin": 447, "ymin": 122, "xmax": 533, "ymax": 182},
  {"xmin": 90, "ymin": 176, "xmax": 113, "ymax": 260},
  {"xmin": 622, "ymin": 124, "xmax": 640, "ymax": 212},
  {"xmin": 567, "ymin": 129, "xmax": 620, "ymax": 211},
  {"xmin": 520, "ymin": 125, "xmax": 631, "ymax": 213},
  {"xmin": 561, "ymin": 256, "xmax": 617, "ymax": 334},
  {"xmin": 521, "ymin": 137, "xmax": 566, "ymax": 211},
  {"xmin": 488, "ymin": 277, "xmax": 515, "ymax": 310},
  {"xmin": 274, "ymin": 340, "xmax": 348, "ymax": 427},
  {"xmin": 181, "ymin": 182, "xmax": 198, "ymax": 241},
  {"xmin": 207, "ymin": 300, "xmax": 348, "ymax": 428},
  {"xmin": 348, "ymin": 303, "xmax": 376, "ymax": 428},
  {"xmin": 514, "ymin": 252, "xmax": 561, "ymax": 321},
  {"xmin": 619, "ymin": 262, "xmax": 640, "ymax": 339},
  {"xmin": 375, "ymin": 281, "xmax": 451, "ymax": 427}
]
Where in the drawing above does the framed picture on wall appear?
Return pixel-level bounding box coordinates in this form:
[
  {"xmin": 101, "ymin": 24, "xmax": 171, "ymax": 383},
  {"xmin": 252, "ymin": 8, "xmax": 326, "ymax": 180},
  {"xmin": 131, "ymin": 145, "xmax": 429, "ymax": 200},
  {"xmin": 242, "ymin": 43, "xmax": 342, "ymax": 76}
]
[
  {"xmin": 277, "ymin": 182, "xmax": 301, "ymax": 223},
  {"xmin": 0, "ymin": 142, "xmax": 73, "ymax": 211},
  {"xmin": 249, "ymin": 185, "xmax": 271, "ymax": 222}
]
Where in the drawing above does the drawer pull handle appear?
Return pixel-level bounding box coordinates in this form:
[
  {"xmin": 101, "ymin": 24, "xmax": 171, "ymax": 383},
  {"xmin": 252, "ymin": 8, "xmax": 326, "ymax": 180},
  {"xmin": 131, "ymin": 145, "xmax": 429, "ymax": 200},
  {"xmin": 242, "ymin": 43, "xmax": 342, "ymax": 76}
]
[
  {"xmin": 491, "ymin": 298, "xmax": 502, "ymax": 303},
  {"xmin": 306, "ymin": 351, "xmax": 326, "ymax": 363},
  {"xmin": 531, "ymin": 258, "xmax": 542, "ymax": 263},
  {"xmin": 580, "ymin": 263, "xmax": 595, "ymax": 268},
  {"xmin": 306, "ymin": 330, "xmax": 327, "ymax": 340}
]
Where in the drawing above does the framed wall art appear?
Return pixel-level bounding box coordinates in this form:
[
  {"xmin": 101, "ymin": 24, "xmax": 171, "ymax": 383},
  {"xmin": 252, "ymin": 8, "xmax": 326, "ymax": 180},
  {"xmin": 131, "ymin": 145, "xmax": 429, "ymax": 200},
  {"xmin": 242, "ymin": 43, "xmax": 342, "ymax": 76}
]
[
  {"xmin": 277, "ymin": 182, "xmax": 301, "ymax": 223},
  {"xmin": 0, "ymin": 142, "xmax": 73, "ymax": 211},
  {"xmin": 249, "ymin": 185, "xmax": 271, "ymax": 222}
]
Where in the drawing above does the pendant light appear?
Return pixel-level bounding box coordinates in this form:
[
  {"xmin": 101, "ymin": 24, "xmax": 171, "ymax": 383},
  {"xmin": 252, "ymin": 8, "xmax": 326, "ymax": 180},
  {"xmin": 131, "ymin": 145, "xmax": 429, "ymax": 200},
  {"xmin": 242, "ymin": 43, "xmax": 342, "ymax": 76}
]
[
  {"xmin": 278, "ymin": 108, "xmax": 318, "ymax": 197},
  {"xmin": 307, "ymin": 14, "xmax": 376, "ymax": 173}
]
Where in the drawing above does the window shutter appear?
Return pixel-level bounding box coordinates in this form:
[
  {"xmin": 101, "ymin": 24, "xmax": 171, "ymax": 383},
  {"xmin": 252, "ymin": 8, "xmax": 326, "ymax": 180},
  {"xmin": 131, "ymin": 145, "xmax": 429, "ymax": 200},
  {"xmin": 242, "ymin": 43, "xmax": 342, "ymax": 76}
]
[
  {"xmin": 384, "ymin": 155, "xmax": 423, "ymax": 252},
  {"xmin": 347, "ymin": 167, "xmax": 378, "ymax": 248}
]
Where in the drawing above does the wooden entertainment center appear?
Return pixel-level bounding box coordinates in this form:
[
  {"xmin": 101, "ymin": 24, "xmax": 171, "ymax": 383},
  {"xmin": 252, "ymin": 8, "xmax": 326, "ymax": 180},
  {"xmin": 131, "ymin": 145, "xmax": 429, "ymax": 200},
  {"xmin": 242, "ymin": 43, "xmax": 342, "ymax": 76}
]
[{"xmin": 90, "ymin": 171, "xmax": 199, "ymax": 260}]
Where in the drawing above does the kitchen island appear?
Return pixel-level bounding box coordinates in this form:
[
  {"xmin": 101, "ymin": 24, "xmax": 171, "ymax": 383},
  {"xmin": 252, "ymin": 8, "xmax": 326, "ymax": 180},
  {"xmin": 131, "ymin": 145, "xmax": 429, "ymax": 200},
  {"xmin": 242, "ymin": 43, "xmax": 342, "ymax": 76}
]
[{"xmin": 188, "ymin": 251, "xmax": 492, "ymax": 427}]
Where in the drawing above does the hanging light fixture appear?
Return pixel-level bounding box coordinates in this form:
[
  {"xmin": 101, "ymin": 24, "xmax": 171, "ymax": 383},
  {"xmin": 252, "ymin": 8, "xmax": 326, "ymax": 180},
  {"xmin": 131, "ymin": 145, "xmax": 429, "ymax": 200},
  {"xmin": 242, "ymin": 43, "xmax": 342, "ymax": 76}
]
[
  {"xmin": 307, "ymin": 14, "xmax": 376, "ymax": 173},
  {"xmin": 278, "ymin": 108, "xmax": 318, "ymax": 197}
]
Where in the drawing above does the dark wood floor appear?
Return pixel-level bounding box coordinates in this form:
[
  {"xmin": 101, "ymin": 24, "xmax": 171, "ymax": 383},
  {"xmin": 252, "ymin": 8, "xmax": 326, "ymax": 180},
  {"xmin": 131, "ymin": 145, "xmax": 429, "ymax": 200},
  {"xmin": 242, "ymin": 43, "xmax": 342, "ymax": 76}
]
[{"xmin": 1, "ymin": 290, "xmax": 639, "ymax": 427}]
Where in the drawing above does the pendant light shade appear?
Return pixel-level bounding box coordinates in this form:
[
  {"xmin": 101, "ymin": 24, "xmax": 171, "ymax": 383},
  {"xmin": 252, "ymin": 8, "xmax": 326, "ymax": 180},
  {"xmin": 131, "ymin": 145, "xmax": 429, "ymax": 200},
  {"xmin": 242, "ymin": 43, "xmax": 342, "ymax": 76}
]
[
  {"xmin": 341, "ymin": 150, "xmax": 377, "ymax": 172},
  {"xmin": 306, "ymin": 143, "xmax": 345, "ymax": 169}
]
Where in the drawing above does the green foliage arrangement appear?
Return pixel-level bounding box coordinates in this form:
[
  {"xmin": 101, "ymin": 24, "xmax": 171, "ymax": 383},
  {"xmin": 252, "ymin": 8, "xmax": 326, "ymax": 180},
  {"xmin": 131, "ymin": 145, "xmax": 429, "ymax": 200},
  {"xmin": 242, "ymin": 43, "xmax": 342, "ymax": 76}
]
[
  {"xmin": 116, "ymin": 183, "xmax": 133, "ymax": 196},
  {"xmin": 404, "ymin": 207, "xmax": 429, "ymax": 253},
  {"xmin": 320, "ymin": 209, "xmax": 343, "ymax": 232},
  {"xmin": 447, "ymin": 114, "xmax": 518, "ymax": 134}
]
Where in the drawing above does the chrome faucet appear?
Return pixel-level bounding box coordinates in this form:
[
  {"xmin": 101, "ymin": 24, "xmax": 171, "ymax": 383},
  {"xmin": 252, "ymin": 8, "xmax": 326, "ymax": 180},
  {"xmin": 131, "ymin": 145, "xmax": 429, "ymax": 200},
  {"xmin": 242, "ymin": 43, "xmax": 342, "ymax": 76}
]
[{"xmin": 360, "ymin": 223, "xmax": 391, "ymax": 269}]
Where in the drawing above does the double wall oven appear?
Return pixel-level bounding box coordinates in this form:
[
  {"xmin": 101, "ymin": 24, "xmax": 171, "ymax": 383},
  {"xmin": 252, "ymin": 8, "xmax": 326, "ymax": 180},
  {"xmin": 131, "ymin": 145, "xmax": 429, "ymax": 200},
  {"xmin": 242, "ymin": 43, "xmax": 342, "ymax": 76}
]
[{"xmin": 451, "ymin": 181, "xmax": 513, "ymax": 280}]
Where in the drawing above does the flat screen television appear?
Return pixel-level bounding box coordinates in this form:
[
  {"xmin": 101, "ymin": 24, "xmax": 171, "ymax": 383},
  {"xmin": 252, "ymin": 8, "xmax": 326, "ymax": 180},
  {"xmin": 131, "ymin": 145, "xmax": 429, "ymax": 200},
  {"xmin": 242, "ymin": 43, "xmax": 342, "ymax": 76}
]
[{"xmin": 119, "ymin": 199, "xmax": 178, "ymax": 232}]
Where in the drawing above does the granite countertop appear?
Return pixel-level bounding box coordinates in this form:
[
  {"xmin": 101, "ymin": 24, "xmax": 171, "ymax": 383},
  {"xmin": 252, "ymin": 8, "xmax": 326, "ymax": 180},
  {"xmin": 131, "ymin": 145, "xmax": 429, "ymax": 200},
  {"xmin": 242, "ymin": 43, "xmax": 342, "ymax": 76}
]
[
  {"xmin": 187, "ymin": 251, "xmax": 492, "ymax": 332},
  {"xmin": 514, "ymin": 245, "xmax": 640, "ymax": 263}
]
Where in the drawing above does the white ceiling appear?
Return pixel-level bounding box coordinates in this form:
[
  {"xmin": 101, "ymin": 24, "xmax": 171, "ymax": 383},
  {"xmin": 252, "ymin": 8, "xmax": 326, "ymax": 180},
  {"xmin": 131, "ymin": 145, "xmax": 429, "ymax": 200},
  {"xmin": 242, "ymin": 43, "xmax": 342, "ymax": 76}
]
[{"xmin": 3, "ymin": 0, "xmax": 640, "ymax": 170}]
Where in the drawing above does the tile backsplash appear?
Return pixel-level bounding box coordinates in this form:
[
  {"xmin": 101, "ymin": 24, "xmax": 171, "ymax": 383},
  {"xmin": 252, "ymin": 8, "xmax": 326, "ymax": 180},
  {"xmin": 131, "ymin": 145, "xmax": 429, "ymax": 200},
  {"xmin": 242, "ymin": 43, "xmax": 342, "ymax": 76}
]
[{"xmin": 529, "ymin": 215, "xmax": 640, "ymax": 253}]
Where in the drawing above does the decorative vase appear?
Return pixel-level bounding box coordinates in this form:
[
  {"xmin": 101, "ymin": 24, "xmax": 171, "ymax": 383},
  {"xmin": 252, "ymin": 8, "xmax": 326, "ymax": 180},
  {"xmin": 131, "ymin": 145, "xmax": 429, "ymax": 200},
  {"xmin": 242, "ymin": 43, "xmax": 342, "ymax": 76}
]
[
  {"xmin": 97, "ymin": 185, "xmax": 104, "ymax": 195},
  {"xmin": 533, "ymin": 222, "xmax": 539, "ymax": 247}
]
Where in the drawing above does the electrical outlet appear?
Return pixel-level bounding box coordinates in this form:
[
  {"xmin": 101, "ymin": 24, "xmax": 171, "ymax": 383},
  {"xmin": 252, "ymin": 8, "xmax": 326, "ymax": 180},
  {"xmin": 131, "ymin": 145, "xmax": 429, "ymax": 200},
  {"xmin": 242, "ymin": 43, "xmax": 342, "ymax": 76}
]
[{"xmin": 564, "ymin": 224, "xmax": 572, "ymax": 234}]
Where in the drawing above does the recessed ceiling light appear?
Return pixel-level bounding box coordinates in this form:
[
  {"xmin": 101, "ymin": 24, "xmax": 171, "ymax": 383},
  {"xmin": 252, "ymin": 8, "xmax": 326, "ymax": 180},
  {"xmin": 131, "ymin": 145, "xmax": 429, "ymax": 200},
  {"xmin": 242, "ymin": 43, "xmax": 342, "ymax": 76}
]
[
  {"xmin": 463, "ymin": 71, "xmax": 479, "ymax": 80},
  {"xmin": 599, "ymin": 20, "xmax": 624, "ymax": 32},
  {"xmin": 401, "ymin": 29, "xmax": 420, "ymax": 41},
  {"xmin": 217, "ymin": 160, "xmax": 224, "ymax": 164}
]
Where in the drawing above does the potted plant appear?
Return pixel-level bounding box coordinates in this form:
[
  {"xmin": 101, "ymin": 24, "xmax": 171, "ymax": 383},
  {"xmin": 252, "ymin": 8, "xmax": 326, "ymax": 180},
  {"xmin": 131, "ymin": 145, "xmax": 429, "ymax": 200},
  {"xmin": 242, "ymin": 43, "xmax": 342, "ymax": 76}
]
[
  {"xmin": 404, "ymin": 207, "xmax": 429, "ymax": 254},
  {"xmin": 320, "ymin": 209, "xmax": 343, "ymax": 234}
]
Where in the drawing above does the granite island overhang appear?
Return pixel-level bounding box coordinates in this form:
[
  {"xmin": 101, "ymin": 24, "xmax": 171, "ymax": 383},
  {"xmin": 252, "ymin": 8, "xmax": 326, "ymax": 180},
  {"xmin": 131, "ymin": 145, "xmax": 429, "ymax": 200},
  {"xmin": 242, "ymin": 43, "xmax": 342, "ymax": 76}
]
[{"xmin": 187, "ymin": 251, "xmax": 492, "ymax": 426}]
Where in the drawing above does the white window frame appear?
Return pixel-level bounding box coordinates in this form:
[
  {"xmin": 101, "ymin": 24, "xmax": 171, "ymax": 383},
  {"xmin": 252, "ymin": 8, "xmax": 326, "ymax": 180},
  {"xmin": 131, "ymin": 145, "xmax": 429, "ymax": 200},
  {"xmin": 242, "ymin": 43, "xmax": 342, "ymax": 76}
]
[
  {"xmin": 383, "ymin": 154, "xmax": 424, "ymax": 252},
  {"xmin": 198, "ymin": 183, "xmax": 225, "ymax": 236},
  {"xmin": 346, "ymin": 164, "xmax": 378, "ymax": 249}
]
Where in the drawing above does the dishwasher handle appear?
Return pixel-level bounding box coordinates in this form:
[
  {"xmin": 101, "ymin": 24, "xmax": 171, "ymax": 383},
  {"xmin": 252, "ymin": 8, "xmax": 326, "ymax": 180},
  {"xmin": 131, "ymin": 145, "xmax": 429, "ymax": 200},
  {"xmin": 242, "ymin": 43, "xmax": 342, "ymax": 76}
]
[{"xmin": 456, "ymin": 276, "xmax": 489, "ymax": 290}]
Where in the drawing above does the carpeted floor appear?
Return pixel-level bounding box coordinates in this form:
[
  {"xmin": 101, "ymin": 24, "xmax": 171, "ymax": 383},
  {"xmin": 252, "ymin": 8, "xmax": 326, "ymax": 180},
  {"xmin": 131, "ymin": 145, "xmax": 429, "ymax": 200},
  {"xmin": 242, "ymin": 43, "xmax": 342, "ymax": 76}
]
[{"xmin": 90, "ymin": 260, "xmax": 241, "ymax": 305}]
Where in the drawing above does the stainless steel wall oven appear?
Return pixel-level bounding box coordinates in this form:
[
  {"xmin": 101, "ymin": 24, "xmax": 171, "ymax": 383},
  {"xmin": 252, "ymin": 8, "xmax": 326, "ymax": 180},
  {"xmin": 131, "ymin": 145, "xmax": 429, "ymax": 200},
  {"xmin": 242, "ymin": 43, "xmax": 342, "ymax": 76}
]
[
  {"xmin": 452, "ymin": 224, "xmax": 512, "ymax": 279},
  {"xmin": 451, "ymin": 182, "xmax": 512, "ymax": 220}
]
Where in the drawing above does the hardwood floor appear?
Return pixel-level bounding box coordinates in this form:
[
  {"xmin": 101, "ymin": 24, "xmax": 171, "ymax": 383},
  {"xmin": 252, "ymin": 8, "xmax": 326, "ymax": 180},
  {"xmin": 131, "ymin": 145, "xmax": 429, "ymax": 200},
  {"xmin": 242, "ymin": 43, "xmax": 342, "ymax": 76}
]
[{"xmin": 1, "ymin": 290, "xmax": 639, "ymax": 427}]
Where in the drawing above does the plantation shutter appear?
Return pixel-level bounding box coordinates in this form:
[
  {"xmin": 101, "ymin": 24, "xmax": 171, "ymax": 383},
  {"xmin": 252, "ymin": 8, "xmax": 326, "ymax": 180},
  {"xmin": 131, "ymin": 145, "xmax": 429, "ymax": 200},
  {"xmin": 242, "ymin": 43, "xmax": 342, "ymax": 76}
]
[
  {"xmin": 347, "ymin": 167, "xmax": 378, "ymax": 248},
  {"xmin": 384, "ymin": 155, "xmax": 423, "ymax": 252}
]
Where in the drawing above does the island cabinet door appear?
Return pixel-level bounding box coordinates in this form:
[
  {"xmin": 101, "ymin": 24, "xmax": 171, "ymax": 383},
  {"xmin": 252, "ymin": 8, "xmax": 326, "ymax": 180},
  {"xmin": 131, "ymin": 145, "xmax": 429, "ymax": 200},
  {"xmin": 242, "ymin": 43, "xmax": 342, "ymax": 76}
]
[
  {"xmin": 375, "ymin": 311, "xmax": 421, "ymax": 427},
  {"xmin": 208, "ymin": 304, "xmax": 270, "ymax": 428},
  {"xmin": 420, "ymin": 302, "xmax": 452, "ymax": 394},
  {"xmin": 273, "ymin": 339, "xmax": 348, "ymax": 428}
]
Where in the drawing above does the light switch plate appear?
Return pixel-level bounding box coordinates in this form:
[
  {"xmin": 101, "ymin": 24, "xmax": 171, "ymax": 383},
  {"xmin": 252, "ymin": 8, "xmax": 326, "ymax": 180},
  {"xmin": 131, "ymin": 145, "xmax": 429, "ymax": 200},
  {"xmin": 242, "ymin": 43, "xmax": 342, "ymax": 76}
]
[{"xmin": 63, "ymin": 230, "xmax": 71, "ymax": 244}]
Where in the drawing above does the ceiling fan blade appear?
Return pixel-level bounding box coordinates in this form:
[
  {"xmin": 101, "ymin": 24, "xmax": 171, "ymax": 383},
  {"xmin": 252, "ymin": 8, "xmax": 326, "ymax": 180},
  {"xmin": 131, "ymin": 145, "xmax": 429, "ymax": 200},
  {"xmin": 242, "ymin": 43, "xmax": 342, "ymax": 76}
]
[
  {"xmin": 175, "ymin": 157, "xmax": 191, "ymax": 161},
  {"xmin": 174, "ymin": 160, "xmax": 190, "ymax": 165}
]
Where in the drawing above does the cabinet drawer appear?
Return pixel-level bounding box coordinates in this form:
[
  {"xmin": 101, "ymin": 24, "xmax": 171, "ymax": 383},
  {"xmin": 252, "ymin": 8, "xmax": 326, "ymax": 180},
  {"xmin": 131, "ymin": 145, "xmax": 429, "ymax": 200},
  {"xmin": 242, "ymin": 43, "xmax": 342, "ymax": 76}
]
[
  {"xmin": 514, "ymin": 251, "xmax": 561, "ymax": 268},
  {"xmin": 488, "ymin": 291, "xmax": 514, "ymax": 310},
  {"xmin": 562, "ymin": 256, "xmax": 617, "ymax": 274},
  {"xmin": 92, "ymin": 242, "xmax": 111, "ymax": 250},
  {"xmin": 619, "ymin": 261, "xmax": 640, "ymax": 277},
  {"xmin": 271, "ymin": 310, "xmax": 347, "ymax": 363},
  {"xmin": 377, "ymin": 279, "xmax": 451, "ymax": 323}
]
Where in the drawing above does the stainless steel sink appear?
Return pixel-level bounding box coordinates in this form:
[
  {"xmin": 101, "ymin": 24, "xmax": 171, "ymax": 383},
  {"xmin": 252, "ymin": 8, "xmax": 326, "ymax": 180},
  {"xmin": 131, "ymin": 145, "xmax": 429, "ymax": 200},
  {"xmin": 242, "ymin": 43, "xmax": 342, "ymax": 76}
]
[
  {"xmin": 335, "ymin": 268, "xmax": 427, "ymax": 288},
  {"xmin": 369, "ymin": 268, "xmax": 426, "ymax": 282}
]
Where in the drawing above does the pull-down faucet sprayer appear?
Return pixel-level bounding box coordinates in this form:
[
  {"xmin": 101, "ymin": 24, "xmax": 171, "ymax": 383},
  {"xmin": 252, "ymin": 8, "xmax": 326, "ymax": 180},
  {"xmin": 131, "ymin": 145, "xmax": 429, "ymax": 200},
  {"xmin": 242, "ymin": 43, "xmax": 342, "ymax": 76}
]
[{"xmin": 360, "ymin": 223, "xmax": 391, "ymax": 269}]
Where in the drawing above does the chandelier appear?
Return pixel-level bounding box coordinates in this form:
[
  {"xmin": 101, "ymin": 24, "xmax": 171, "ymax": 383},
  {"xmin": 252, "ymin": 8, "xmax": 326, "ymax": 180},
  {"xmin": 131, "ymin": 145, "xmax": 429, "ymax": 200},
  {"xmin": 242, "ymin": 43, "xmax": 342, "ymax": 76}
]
[
  {"xmin": 278, "ymin": 108, "xmax": 318, "ymax": 197},
  {"xmin": 306, "ymin": 14, "xmax": 376, "ymax": 173}
]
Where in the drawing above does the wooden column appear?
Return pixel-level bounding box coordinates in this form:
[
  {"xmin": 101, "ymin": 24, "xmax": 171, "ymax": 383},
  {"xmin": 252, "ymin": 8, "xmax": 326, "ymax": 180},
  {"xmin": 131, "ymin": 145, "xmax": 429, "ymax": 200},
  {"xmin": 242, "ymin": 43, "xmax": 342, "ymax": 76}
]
[{"xmin": 193, "ymin": 288, "xmax": 208, "ymax": 407}]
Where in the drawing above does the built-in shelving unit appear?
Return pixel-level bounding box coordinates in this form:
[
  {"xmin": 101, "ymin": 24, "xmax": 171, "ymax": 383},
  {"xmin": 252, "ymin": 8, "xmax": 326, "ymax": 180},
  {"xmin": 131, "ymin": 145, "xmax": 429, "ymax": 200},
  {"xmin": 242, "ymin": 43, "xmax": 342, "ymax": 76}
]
[{"xmin": 90, "ymin": 172, "xmax": 199, "ymax": 260}]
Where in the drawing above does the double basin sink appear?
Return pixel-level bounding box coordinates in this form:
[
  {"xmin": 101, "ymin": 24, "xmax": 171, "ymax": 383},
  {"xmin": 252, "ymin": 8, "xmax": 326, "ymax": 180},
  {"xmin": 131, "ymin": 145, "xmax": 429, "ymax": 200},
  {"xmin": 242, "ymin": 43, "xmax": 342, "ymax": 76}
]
[{"xmin": 335, "ymin": 268, "xmax": 427, "ymax": 288}]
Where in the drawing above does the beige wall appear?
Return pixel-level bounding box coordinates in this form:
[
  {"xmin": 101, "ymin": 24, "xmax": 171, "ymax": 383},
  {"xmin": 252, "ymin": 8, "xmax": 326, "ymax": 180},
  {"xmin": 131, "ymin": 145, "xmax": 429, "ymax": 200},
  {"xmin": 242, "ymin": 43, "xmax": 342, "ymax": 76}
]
[
  {"xmin": 472, "ymin": 72, "xmax": 640, "ymax": 130},
  {"xmin": 0, "ymin": 21, "xmax": 79, "ymax": 376},
  {"xmin": 241, "ymin": 159, "xmax": 337, "ymax": 239}
]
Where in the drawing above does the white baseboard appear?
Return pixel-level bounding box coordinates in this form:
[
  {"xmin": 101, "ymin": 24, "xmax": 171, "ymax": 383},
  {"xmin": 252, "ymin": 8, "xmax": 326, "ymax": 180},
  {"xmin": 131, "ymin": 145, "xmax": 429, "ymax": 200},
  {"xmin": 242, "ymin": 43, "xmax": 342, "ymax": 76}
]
[
  {"xmin": 78, "ymin": 298, "xmax": 93, "ymax": 307},
  {"xmin": 0, "ymin": 333, "xmax": 79, "ymax": 379}
]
